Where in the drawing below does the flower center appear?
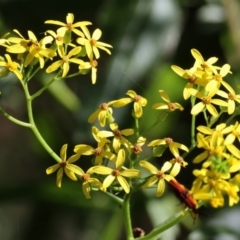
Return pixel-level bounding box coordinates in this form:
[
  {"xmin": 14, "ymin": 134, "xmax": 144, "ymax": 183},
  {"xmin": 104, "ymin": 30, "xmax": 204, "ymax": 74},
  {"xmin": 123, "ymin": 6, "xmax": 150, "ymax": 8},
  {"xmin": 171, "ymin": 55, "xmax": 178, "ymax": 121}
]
[
  {"xmin": 91, "ymin": 60, "xmax": 98, "ymax": 68},
  {"xmin": 228, "ymin": 92, "xmax": 235, "ymax": 100},
  {"xmin": 165, "ymin": 138, "xmax": 173, "ymax": 145},
  {"xmin": 114, "ymin": 129, "xmax": 122, "ymax": 137},
  {"xmin": 112, "ymin": 169, "xmax": 120, "ymax": 176},
  {"xmin": 90, "ymin": 39, "xmax": 96, "ymax": 46},
  {"xmin": 133, "ymin": 144, "xmax": 142, "ymax": 154},
  {"xmin": 94, "ymin": 147, "xmax": 102, "ymax": 156},
  {"xmin": 66, "ymin": 23, "xmax": 73, "ymax": 30},
  {"xmin": 60, "ymin": 161, "xmax": 67, "ymax": 167},
  {"xmin": 157, "ymin": 171, "xmax": 164, "ymax": 179},
  {"xmin": 188, "ymin": 75, "xmax": 197, "ymax": 83},
  {"xmin": 202, "ymin": 96, "xmax": 211, "ymax": 104},
  {"xmin": 134, "ymin": 95, "xmax": 141, "ymax": 102},
  {"xmin": 168, "ymin": 102, "xmax": 177, "ymax": 111},
  {"xmin": 81, "ymin": 173, "xmax": 90, "ymax": 182},
  {"xmin": 100, "ymin": 103, "xmax": 108, "ymax": 110}
]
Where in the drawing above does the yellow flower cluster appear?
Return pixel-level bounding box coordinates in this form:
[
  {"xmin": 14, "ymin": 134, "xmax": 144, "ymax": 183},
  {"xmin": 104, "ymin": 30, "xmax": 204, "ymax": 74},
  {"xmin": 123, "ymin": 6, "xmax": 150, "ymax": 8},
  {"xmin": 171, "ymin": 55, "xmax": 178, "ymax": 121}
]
[
  {"xmin": 46, "ymin": 88, "xmax": 188, "ymax": 199},
  {"xmin": 0, "ymin": 13, "xmax": 113, "ymax": 84},
  {"xmin": 44, "ymin": 45, "xmax": 240, "ymax": 212},
  {"xmin": 172, "ymin": 49, "xmax": 240, "ymax": 208}
]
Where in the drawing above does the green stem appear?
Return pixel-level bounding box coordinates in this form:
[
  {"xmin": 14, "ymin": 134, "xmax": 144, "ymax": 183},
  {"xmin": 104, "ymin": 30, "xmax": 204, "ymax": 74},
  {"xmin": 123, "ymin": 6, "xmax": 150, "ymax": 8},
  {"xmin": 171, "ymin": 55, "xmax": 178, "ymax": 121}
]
[
  {"xmin": 31, "ymin": 77, "xmax": 56, "ymax": 100},
  {"xmin": 136, "ymin": 209, "xmax": 190, "ymax": 240},
  {"xmin": 123, "ymin": 193, "xmax": 134, "ymax": 240},
  {"xmin": 103, "ymin": 191, "xmax": 123, "ymax": 205},
  {"xmin": 0, "ymin": 107, "xmax": 31, "ymax": 128},
  {"xmin": 23, "ymin": 82, "xmax": 61, "ymax": 163}
]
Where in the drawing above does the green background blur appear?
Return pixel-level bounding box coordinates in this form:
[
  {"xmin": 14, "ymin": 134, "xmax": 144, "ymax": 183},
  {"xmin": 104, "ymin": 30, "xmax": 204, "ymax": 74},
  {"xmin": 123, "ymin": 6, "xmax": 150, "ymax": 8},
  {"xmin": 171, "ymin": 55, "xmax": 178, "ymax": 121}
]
[{"xmin": 1, "ymin": 0, "xmax": 240, "ymax": 239}]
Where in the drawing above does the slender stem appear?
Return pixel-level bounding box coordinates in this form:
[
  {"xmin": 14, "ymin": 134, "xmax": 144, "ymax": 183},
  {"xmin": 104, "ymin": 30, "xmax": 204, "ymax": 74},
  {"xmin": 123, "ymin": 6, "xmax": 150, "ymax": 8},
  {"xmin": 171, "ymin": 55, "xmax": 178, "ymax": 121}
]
[
  {"xmin": 123, "ymin": 193, "xmax": 134, "ymax": 240},
  {"xmin": 0, "ymin": 107, "xmax": 31, "ymax": 128},
  {"xmin": 22, "ymin": 82, "xmax": 61, "ymax": 163},
  {"xmin": 31, "ymin": 77, "xmax": 56, "ymax": 100},
  {"xmin": 103, "ymin": 191, "xmax": 123, "ymax": 205},
  {"xmin": 136, "ymin": 209, "xmax": 190, "ymax": 240}
]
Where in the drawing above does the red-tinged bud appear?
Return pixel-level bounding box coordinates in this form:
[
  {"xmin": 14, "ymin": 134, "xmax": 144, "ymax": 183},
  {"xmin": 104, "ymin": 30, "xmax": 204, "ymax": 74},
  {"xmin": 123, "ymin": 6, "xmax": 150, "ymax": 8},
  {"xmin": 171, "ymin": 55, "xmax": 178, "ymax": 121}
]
[{"xmin": 133, "ymin": 227, "xmax": 145, "ymax": 238}]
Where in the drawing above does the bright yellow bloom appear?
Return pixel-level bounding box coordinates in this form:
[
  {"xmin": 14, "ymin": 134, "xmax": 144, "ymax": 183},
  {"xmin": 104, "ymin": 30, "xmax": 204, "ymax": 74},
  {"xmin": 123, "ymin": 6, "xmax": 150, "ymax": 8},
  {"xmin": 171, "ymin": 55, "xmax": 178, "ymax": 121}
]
[
  {"xmin": 74, "ymin": 126, "xmax": 114, "ymax": 164},
  {"xmin": 77, "ymin": 167, "xmax": 104, "ymax": 199},
  {"xmin": 152, "ymin": 90, "xmax": 184, "ymax": 111},
  {"xmin": 74, "ymin": 142, "xmax": 115, "ymax": 165},
  {"xmin": 45, "ymin": 13, "xmax": 91, "ymax": 37},
  {"xmin": 7, "ymin": 30, "xmax": 55, "ymax": 68},
  {"xmin": 77, "ymin": 28, "xmax": 112, "ymax": 59},
  {"xmin": 148, "ymin": 137, "xmax": 189, "ymax": 157},
  {"xmin": 46, "ymin": 45, "xmax": 83, "ymax": 77},
  {"xmin": 226, "ymin": 183, "xmax": 239, "ymax": 206},
  {"xmin": 190, "ymin": 89, "xmax": 228, "ymax": 116},
  {"xmin": 88, "ymin": 101, "xmax": 116, "ymax": 127},
  {"xmin": 131, "ymin": 136, "xmax": 146, "ymax": 155},
  {"xmin": 45, "ymin": 30, "xmax": 75, "ymax": 47},
  {"xmin": 92, "ymin": 149, "xmax": 140, "ymax": 193},
  {"xmin": 79, "ymin": 58, "xmax": 98, "ymax": 84},
  {"xmin": 169, "ymin": 149, "xmax": 188, "ymax": 176},
  {"xmin": 216, "ymin": 82, "xmax": 240, "ymax": 114},
  {"xmin": 140, "ymin": 160, "xmax": 177, "ymax": 197},
  {"xmin": 46, "ymin": 144, "xmax": 83, "ymax": 187},
  {"xmin": 192, "ymin": 168, "xmax": 230, "ymax": 208},
  {"xmin": 205, "ymin": 63, "xmax": 231, "ymax": 91},
  {"xmin": 197, "ymin": 123, "xmax": 232, "ymax": 138},
  {"xmin": 0, "ymin": 54, "xmax": 22, "ymax": 80},
  {"xmin": 98, "ymin": 123, "xmax": 134, "ymax": 153},
  {"xmin": 112, "ymin": 90, "xmax": 147, "ymax": 118},
  {"xmin": 171, "ymin": 65, "xmax": 207, "ymax": 99},
  {"xmin": 225, "ymin": 121, "xmax": 240, "ymax": 144},
  {"xmin": 191, "ymin": 48, "xmax": 219, "ymax": 74}
]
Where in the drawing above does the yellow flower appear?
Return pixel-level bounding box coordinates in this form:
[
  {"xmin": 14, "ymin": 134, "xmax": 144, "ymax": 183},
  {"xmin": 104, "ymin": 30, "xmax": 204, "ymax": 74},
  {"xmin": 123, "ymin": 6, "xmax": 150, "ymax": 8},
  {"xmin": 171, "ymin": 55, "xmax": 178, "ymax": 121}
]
[
  {"xmin": 7, "ymin": 30, "xmax": 55, "ymax": 68},
  {"xmin": 46, "ymin": 144, "xmax": 83, "ymax": 188},
  {"xmin": 74, "ymin": 142, "xmax": 115, "ymax": 165},
  {"xmin": 225, "ymin": 121, "xmax": 240, "ymax": 144},
  {"xmin": 152, "ymin": 90, "xmax": 184, "ymax": 111},
  {"xmin": 77, "ymin": 28, "xmax": 112, "ymax": 59},
  {"xmin": 216, "ymin": 82, "xmax": 240, "ymax": 114},
  {"xmin": 88, "ymin": 101, "xmax": 116, "ymax": 127},
  {"xmin": 98, "ymin": 123, "xmax": 134, "ymax": 153},
  {"xmin": 113, "ymin": 90, "xmax": 147, "ymax": 118},
  {"xmin": 45, "ymin": 30, "xmax": 75, "ymax": 47},
  {"xmin": 169, "ymin": 150, "xmax": 188, "ymax": 176},
  {"xmin": 171, "ymin": 65, "xmax": 207, "ymax": 99},
  {"xmin": 78, "ymin": 167, "xmax": 104, "ymax": 199},
  {"xmin": 226, "ymin": 183, "xmax": 239, "ymax": 206},
  {"xmin": 0, "ymin": 54, "xmax": 22, "ymax": 80},
  {"xmin": 205, "ymin": 64, "xmax": 231, "ymax": 92},
  {"xmin": 192, "ymin": 168, "xmax": 230, "ymax": 207},
  {"xmin": 74, "ymin": 126, "xmax": 114, "ymax": 165},
  {"xmin": 92, "ymin": 149, "xmax": 140, "ymax": 193},
  {"xmin": 139, "ymin": 160, "xmax": 177, "ymax": 197},
  {"xmin": 131, "ymin": 136, "xmax": 146, "ymax": 155},
  {"xmin": 191, "ymin": 48, "xmax": 219, "ymax": 74},
  {"xmin": 190, "ymin": 89, "xmax": 228, "ymax": 116},
  {"xmin": 45, "ymin": 13, "xmax": 91, "ymax": 37},
  {"xmin": 148, "ymin": 137, "xmax": 189, "ymax": 157},
  {"xmin": 46, "ymin": 45, "xmax": 83, "ymax": 77},
  {"xmin": 79, "ymin": 58, "xmax": 98, "ymax": 84}
]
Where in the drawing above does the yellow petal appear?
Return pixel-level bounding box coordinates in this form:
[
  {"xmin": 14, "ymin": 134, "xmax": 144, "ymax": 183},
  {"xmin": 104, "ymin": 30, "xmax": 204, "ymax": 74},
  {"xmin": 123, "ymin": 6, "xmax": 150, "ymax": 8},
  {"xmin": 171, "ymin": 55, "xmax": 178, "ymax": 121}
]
[
  {"xmin": 103, "ymin": 175, "xmax": 115, "ymax": 189},
  {"xmin": 121, "ymin": 169, "xmax": 140, "ymax": 177},
  {"xmin": 117, "ymin": 176, "xmax": 130, "ymax": 193},
  {"xmin": 56, "ymin": 168, "xmax": 63, "ymax": 187},
  {"xmin": 93, "ymin": 166, "xmax": 112, "ymax": 175},
  {"xmin": 46, "ymin": 164, "xmax": 60, "ymax": 174},
  {"xmin": 156, "ymin": 179, "xmax": 165, "ymax": 197},
  {"xmin": 139, "ymin": 160, "xmax": 158, "ymax": 174},
  {"xmin": 60, "ymin": 144, "xmax": 67, "ymax": 161}
]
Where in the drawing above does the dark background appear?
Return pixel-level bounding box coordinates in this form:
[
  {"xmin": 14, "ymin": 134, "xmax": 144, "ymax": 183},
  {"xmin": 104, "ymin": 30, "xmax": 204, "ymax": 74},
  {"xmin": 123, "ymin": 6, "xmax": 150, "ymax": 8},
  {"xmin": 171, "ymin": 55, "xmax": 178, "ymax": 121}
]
[{"xmin": 0, "ymin": 0, "xmax": 240, "ymax": 239}]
